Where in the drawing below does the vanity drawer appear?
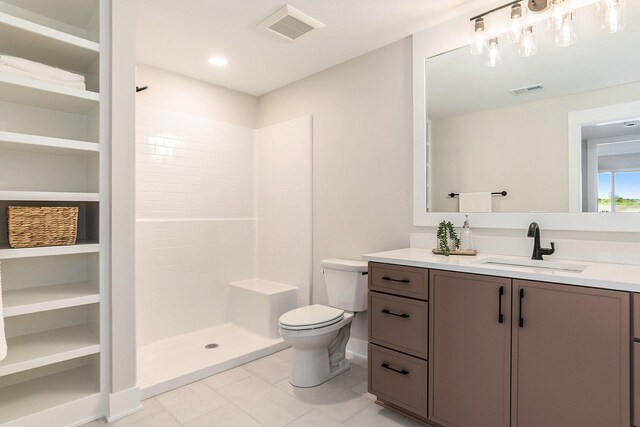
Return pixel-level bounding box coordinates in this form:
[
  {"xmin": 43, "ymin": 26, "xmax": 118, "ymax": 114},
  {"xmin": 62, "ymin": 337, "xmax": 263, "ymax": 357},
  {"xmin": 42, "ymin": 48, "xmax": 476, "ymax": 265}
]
[
  {"xmin": 369, "ymin": 262, "xmax": 428, "ymax": 300},
  {"xmin": 369, "ymin": 292, "xmax": 428, "ymax": 359},
  {"xmin": 635, "ymin": 294, "xmax": 640, "ymax": 339},
  {"xmin": 369, "ymin": 343, "xmax": 428, "ymax": 419}
]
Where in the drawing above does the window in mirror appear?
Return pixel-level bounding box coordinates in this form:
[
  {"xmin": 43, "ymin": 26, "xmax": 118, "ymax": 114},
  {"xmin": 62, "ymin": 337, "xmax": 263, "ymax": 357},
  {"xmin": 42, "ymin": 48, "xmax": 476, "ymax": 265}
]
[{"xmin": 598, "ymin": 171, "xmax": 640, "ymax": 213}]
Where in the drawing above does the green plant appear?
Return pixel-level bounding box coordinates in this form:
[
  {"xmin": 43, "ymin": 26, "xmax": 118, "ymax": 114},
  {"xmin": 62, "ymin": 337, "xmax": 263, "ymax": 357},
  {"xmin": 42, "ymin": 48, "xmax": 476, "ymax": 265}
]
[{"xmin": 437, "ymin": 221, "xmax": 460, "ymax": 256}]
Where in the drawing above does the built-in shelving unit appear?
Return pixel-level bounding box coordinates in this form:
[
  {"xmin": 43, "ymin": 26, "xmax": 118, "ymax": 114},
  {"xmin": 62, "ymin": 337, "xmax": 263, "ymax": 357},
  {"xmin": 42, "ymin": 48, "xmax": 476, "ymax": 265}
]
[{"xmin": 0, "ymin": 0, "xmax": 106, "ymax": 425}]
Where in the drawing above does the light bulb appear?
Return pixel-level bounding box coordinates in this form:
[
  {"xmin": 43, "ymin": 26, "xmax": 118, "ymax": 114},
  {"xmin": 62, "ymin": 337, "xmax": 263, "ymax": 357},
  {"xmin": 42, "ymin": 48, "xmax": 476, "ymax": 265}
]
[
  {"xmin": 598, "ymin": 0, "xmax": 626, "ymax": 33},
  {"xmin": 519, "ymin": 26, "xmax": 538, "ymax": 57},
  {"xmin": 484, "ymin": 37, "xmax": 501, "ymax": 67},
  {"xmin": 507, "ymin": 3, "xmax": 526, "ymax": 43},
  {"xmin": 556, "ymin": 13, "xmax": 577, "ymax": 47},
  {"xmin": 548, "ymin": 0, "xmax": 567, "ymax": 31},
  {"xmin": 470, "ymin": 18, "xmax": 486, "ymax": 55}
]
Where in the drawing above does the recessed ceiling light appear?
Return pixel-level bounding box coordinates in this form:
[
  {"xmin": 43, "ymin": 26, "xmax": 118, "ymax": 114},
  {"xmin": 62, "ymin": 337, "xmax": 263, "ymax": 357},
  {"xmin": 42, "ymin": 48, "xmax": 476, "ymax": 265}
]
[{"xmin": 208, "ymin": 56, "xmax": 228, "ymax": 67}]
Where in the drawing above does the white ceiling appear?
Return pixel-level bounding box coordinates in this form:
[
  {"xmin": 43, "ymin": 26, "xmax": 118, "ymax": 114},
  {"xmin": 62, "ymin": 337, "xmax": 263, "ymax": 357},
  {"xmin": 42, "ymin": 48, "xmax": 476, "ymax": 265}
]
[{"xmin": 134, "ymin": 0, "xmax": 487, "ymax": 96}]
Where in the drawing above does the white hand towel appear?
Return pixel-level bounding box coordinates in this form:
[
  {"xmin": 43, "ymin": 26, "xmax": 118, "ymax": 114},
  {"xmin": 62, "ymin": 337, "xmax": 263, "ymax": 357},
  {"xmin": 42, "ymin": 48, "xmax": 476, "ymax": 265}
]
[
  {"xmin": 0, "ymin": 261, "xmax": 6, "ymax": 362},
  {"xmin": 0, "ymin": 65, "xmax": 86, "ymax": 90},
  {"xmin": 459, "ymin": 192, "xmax": 492, "ymax": 213},
  {"xmin": 0, "ymin": 55, "xmax": 85, "ymax": 82}
]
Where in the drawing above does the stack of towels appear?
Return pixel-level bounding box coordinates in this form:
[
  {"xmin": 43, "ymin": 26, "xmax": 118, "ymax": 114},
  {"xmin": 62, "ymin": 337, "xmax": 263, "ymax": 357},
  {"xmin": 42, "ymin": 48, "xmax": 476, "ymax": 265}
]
[
  {"xmin": 0, "ymin": 55, "xmax": 86, "ymax": 90},
  {"xmin": 0, "ymin": 261, "xmax": 6, "ymax": 362}
]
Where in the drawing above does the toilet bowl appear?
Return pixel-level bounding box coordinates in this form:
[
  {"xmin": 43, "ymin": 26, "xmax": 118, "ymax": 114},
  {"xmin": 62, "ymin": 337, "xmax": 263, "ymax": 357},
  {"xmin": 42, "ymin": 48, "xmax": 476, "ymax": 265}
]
[{"xmin": 278, "ymin": 259, "xmax": 368, "ymax": 387}]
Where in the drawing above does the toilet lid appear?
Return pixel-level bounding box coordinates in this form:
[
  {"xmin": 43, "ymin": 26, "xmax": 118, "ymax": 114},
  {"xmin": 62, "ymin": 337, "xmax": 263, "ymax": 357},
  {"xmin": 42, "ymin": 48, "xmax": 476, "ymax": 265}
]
[{"xmin": 279, "ymin": 304, "xmax": 344, "ymax": 330}]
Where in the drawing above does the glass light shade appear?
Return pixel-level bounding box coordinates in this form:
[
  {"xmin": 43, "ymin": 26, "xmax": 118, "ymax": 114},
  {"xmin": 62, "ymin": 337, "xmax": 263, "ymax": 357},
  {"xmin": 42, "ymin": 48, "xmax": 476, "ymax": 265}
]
[
  {"xmin": 470, "ymin": 18, "xmax": 486, "ymax": 55},
  {"xmin": 507, "ymin": 4, "xmax": 526, "ymax": 43},
  {"xmin": 519, "ymin": 26, "xmax": 538, "ymax": 57},
  {"xmin": 599, "ymin": 0, "xmax": 626, "ymax": 33},
  {"xmin": 556, "ymin": 13, "xmax": 577, "ymax": 46},
  {"xmin": 547, "ymin": 0, "xmax": 567, "ymax": 31},
  {"xmin": 484, "ymin": 38, "xmax": 501, "ymax": 67}
]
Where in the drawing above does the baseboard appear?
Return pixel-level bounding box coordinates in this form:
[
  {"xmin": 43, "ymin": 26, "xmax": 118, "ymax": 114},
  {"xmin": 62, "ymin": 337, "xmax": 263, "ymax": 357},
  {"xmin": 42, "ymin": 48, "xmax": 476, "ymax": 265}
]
[
  {"xmin": 347, "ymin": 338, "xmax": 368, "ymax": 362},
  {"xmin": 107, "ymin": 386, "xmax": 142, "ymax": 423}
]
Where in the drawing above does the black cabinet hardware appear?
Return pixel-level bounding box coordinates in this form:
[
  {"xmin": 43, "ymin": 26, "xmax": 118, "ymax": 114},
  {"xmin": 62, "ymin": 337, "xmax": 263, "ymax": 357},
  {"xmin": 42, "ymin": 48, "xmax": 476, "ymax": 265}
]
[
  {"xmin": 381, "ymin": 362, "xmax": 409, "ymax": 375},
  {"xmin": 498, "ymin": 286, "xmax": 504, "ymax": 324},
  {"xmin": 519, "ymin": 288, "xmax": 525, "ymax": 327},
  {"xmin": 381, "ymin": 276, "xmax": 410, "ymax": 284},
  {"xmin": 381, "ymin": 309, "xmax": 410, "ymax": 319}
]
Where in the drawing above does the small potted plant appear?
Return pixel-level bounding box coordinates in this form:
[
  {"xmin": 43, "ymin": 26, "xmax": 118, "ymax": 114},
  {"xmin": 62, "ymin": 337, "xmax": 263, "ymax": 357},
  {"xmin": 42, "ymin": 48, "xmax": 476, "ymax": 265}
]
[{"xmin": 436, "ymin": 221, "xmax": 460, "ymax": 256}]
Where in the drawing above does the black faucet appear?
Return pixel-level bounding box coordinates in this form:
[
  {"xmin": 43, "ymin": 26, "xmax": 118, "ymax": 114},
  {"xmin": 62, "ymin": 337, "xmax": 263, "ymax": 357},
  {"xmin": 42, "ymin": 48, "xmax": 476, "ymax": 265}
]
[{"xmin": 527, "ymin": 222, "xmax": 555, "ymax": 260}]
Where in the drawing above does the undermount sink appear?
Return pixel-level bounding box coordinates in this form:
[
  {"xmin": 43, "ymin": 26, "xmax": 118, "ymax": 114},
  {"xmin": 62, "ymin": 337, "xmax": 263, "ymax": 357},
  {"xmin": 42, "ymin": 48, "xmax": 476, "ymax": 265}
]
[{"xmin": 479, "ymin": 257, "xmax": 587, "ymax": 273}]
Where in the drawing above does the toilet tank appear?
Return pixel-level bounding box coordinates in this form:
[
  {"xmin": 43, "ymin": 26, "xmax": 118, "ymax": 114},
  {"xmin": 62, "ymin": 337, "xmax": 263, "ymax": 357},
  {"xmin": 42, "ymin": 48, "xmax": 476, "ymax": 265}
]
[{"xmin": 321, "ymin": 258, "xmax": 369, "ymax": 312}]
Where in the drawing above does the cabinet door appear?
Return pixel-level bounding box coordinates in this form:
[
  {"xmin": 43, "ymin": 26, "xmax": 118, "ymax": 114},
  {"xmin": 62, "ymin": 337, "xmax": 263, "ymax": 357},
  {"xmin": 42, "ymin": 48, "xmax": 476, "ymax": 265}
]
[
  {"xmin": 634, "ymin": 343, "xmax": 640, "ymax": 427},
  {"xmin": 512, "ymin": 280, "xmax": 630, "ymax": 427},
  {"xmin": 429, "ymin": 270, "xmax": 511, "ymax": 427}
]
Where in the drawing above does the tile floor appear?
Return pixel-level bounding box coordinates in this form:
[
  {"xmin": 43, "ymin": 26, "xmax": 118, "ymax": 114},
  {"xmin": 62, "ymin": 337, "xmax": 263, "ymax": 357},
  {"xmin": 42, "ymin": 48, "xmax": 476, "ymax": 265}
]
[{"xmin": 84, "ymin": 348, "xmax": 423, "ymax": 427}]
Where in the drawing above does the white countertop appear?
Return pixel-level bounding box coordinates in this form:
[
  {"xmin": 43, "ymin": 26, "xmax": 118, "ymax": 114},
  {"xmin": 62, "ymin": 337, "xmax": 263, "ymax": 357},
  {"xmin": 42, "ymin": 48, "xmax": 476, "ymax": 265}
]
[{"xmin": 362, "ymin": 248, "xmax": 640, "ymax": 293}]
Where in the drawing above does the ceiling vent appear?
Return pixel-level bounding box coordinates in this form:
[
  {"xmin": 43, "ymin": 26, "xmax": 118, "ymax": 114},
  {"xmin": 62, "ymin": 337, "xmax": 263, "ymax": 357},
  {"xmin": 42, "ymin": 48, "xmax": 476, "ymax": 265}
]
[
  {"xmin": 509, "ymin": 84, "xmax": 544, "ymax": 96},
  {"xmin": 259, "ymin": 5, "xmax": 325, "ymax": 41}
]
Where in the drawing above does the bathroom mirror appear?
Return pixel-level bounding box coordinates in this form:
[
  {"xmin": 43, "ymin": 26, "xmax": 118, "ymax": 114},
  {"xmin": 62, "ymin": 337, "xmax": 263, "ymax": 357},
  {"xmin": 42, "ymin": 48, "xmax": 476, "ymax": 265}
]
[{"xmin": 424, "ymin": 1, "xmax": 640, "ymax": 214}]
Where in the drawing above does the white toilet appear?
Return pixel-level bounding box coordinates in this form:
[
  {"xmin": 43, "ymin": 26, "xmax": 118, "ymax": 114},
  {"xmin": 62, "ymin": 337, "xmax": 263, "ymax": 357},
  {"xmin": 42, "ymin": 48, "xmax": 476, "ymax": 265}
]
[{"xmin": 278, "ymin": 258, "xmax": 368, "ymax": 387}]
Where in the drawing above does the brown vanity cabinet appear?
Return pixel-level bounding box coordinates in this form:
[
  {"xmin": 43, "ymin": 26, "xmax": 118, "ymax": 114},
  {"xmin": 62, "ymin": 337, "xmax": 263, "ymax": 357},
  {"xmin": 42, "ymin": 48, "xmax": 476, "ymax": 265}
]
[
  {"xmin": 368, "ymin": 264, "xmax": 633, "ymax": 427},
  {"xmin": 512, "ymin": 280, "xmax": 630, "ymax": 427},
  {"xmin": 429, "ymin": 270, "xmax": 511, "ymax": 427},
  {"xmin": 368, "ymin": 262, "xmax": 429, "ymax": 421}
]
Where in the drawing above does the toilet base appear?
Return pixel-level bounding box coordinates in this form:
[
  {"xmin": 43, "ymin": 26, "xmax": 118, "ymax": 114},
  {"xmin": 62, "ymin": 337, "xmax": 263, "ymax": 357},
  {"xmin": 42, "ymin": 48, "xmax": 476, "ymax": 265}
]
[
  {"xmin": 290, "ymin": 353, "xmax": 350, "ymax": 388},
  {"xmin": 288, "ymin": 322, "xmax": 352, "ymax": 388}
]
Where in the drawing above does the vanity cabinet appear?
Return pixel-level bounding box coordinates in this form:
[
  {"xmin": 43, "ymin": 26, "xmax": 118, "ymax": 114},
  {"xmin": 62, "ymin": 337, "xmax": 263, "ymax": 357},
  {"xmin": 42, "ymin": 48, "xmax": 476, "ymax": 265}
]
[
  {"xmin": 368, "ymin": 263, "xmax": 633, "ymax": 427},
  {"xmin": 368, "ymin": 262, "xmax": 429, "ymax": 420},
  {"xmin": 429, "ymin": 270, "xmax": 511, "ymax": 427},
  {"xmin": 512, "ymin": 280, "xmax": 630, "ymax": 427}
]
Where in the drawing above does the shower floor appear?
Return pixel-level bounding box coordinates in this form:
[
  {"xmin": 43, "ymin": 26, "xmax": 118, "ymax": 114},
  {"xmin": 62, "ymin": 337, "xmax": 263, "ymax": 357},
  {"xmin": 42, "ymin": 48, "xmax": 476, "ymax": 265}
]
[{"xmin": 138, "ymin": 323, "xmax": 288, "ymax": 399}]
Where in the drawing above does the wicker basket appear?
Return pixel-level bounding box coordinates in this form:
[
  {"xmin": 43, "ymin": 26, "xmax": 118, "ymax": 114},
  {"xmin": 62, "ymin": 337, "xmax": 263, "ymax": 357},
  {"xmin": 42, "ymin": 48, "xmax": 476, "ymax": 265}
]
[{"xmin": 7, "ymin": 206, "xmax": 78, "ymax": 248}]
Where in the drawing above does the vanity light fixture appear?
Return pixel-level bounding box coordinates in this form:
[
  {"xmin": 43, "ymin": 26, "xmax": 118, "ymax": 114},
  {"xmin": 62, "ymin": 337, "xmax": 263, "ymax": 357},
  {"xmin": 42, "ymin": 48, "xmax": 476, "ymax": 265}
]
[
  {"xmin": 484, "ymin": 38, "xmax": 502, "ymax": 67},
  {"xmin": 470, "ymin": 17, "xmax": 487, "ymax": 54},
  {"xmin": 597, "ymin": 0, "xmax": 626, "ymax": 33},
  {"xmin": 508, "ymin": 3, "xmax": 526, "ymax": 43},
  {"xmin": 519, "ymin": 26, "xmax": 538, "ymax": 57},
  {"xmin": 548, "ymin": 0, "xmax": 567, "ymax": 31},
  {"xmin": 556, "ymin": 12, "xmax": 577, "ymax": 46},
  {"xmin": 208, "ymin": 56, "xmax": 229, "ymax": 67}
]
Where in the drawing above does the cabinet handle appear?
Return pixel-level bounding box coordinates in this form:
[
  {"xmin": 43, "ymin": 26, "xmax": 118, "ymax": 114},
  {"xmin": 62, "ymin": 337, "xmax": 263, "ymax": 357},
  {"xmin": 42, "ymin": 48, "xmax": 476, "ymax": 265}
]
[
  {"xmin": 519, "ymin": 288, "xmax": 525, "ymax": 328},
  {"xmin": 498, "ymin": 286, "xmax": 504, "ymax": 324},
  {"xmin": 381, "ymin": 362, "xmax": 409, "ymax": 375},
  {"xmin": 381, "ymin": 276, "xmax": 410, "ymax": 284},
  {"xmin": 381, "ymin": 309, "xmax": 410, "ymax": 319}
]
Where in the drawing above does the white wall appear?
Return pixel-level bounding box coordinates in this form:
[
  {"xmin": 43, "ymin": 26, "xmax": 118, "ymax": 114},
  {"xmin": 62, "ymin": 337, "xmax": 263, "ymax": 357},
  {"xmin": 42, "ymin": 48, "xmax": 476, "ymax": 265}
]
[
  {"xmin": 136, "ymin": 64, "xmax": 258, "ymax": 128},
  {"xmin": 258, "ymin": 39, "xmax": 415, "ymax": 346},
  {"xmin": 256, "ymin": 117, "xmax": 313, "ymax": 307}
]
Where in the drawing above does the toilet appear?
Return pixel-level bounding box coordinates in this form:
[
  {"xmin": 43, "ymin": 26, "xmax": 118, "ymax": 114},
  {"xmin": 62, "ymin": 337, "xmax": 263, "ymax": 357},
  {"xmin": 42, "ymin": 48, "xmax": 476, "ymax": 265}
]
[{"xmin": 278, "ymin": 258, "xmax": 368, "ymax": 387}]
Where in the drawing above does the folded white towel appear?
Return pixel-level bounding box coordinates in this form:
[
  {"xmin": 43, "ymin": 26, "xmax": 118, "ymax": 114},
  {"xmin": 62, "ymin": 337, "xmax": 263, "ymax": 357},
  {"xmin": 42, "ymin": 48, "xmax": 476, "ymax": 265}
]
[
  {"xmin": 459, "ymin": 192, "xmax": 492, "ymax": 213},
  {"xmin": 0, "ymin": 261, "xmax": 6, "ymax": 362},
  {"xmin": 0, "ymin": 55, "xmax": 85, "ymax": 82},
  {"xmin": 0, "ymin": 65, "xmax": 86, "ymax": 90}
]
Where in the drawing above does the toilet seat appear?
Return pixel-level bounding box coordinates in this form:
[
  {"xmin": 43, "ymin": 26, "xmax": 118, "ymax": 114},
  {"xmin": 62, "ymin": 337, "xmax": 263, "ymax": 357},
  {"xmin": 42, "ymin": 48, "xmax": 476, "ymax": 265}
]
[{"xmin": 279, "ymin": 304, "xmax": 344, "ymax": 331}]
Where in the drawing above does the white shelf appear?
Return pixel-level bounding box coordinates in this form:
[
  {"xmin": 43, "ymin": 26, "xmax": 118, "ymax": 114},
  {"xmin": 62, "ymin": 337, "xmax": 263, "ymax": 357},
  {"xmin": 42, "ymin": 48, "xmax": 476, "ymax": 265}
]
[
  {"xmin": 3, "ymin": 282, "xmax": 99, "ymax": 317},
  {"xmin": 0, "ymin": 366, "xmax": 99, "ymax": 425},
  {"xmin": 0, "ymin": 11, "xmax": 99, "ymax": 73},
  {"xmin": 0, "ymin": 131, "xmax": 98, "ymax": 156},
  {"xmin": 0, "ymin": 242, "xmax": 99, "ymax": 260},
  {"xmin": 1, "ymin": 0, "xmax": 100, "ymax": 32},
  {"xmin": 0, "ymin": 191, "xmax": 99, "ymax": 201},
  {"xmin": 0, "ymin": 325, "xmax": 99, "ymax": 377},
  {"xmin": 0, "ymin": 72, "xmax": 99, "ymax": 113}
]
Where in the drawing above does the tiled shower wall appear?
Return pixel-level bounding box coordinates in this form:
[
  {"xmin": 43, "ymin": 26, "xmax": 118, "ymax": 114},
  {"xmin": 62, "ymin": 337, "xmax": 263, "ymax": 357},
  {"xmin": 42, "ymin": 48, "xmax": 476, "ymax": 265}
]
[
  {"xmin": 135, "ymin": 107, "xmax": 311, "ymax": 347},
  {"xmin": 136, "ymin": 107, "xmax": 256, "ymax": 346}
]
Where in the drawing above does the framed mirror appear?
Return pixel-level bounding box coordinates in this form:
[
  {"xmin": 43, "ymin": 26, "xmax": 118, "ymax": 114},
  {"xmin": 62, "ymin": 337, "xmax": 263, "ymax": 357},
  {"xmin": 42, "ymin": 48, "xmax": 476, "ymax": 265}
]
[{"xmin": 413, "ymin": 0, "xmax": 640, "ymax": 231}]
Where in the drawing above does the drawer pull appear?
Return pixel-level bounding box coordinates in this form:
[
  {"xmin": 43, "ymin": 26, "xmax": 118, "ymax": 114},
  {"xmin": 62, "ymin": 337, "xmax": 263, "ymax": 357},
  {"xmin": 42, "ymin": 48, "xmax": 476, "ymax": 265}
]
[
  {"xmin": 519, "ymin": 288, "xmax": 525, "ymax": 328},
  {"xmin": 381, "ymin": 309, "xmax": 410, "ymax": 319},
  {"xmin": 498, "ymin": 286, "xmax": 504, "ymax": 324},
  {"xmin": 381, "ymin": 362, "xmax": 409, "ymax": 375},
  {"xmin": 381, "ymin": 276, "xmax": 410, "ymax": 284}
]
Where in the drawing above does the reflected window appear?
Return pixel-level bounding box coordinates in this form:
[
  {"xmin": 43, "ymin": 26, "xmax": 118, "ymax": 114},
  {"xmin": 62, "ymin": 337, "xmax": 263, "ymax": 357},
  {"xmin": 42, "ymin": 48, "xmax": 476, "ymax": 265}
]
[{"xmin": 597, "ymin": 171, "xmax": 640, "ymax": 213}]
